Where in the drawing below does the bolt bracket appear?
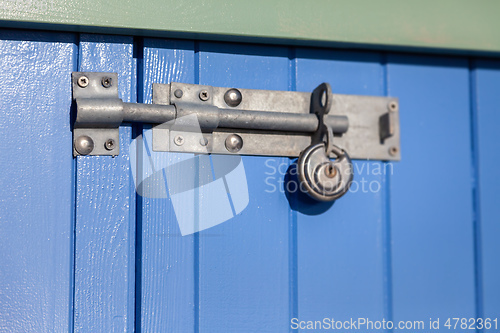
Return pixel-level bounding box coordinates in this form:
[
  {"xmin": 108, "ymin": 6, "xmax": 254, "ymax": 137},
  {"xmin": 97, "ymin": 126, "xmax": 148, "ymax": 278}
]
[{"xmin": 73, "ymin": 72, "xmax": 120, "ymax": 156}]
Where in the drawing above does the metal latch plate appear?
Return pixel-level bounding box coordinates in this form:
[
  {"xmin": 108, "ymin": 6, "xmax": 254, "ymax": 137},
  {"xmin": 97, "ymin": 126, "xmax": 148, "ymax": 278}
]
[{"xmin": 152, "ymin": 83, "xmax": 400, "ymax": 160}]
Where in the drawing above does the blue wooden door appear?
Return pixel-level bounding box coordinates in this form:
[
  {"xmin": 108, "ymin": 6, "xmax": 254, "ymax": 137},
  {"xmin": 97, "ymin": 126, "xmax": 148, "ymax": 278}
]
[{"xmin": 0, "ymin": 30, "xmax": 499, "ymax": 333}]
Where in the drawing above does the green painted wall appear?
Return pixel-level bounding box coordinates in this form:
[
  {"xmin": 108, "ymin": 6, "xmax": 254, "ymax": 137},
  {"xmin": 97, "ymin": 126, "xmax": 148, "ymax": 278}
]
[{"xmin": 1, "ymin": 0, "xmax": 499, "ymax": 54}]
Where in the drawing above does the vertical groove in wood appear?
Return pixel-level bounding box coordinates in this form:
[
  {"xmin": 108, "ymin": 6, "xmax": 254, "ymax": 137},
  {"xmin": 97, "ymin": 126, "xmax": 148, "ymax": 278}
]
[
  {"xmin": 198, "ymin": 42, "xmax": 291, "ymax": 333},
  {"xmin": 288, "ymin": 46, "xmax": 299, "ymax": 332},
  {"xmin": 133, "ymin": 35, "xmax": 144, "ymax": 333},
  {"xmin": 194, "ymin": 40, "xmax": 201, "ymax": 333},
  {"xmin": 468, "ymin": 58, "xmax": 484, "ymax": 322},
  {"xmin": 139, "ymin": 38, "xmax": 196, "ymax": 333},
  {"xmin": 382, "ymin": 52, "xmax": 394, "ymax": 329},
  {"xmin": 295, "ymin": 49, "xmax": 386, "ymax": 330},
  {"xmin": 74, "ymin": 34, "xmax": 136, "ymax": 333},
  {"xmin": 471, "ymin": 58, "xmax": 500, "ymax": 319}
]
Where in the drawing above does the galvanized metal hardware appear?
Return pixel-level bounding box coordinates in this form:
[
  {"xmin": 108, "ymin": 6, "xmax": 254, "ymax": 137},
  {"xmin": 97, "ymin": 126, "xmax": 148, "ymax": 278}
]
[
  {"xmin": 298, "ymin": 84, "xmax": 354, "ymax": 201},
  {"xmin": 72, "ymin": 71, "xmax": 400, "ymax": 201},
  {"xmin": 72, "ymin": 72, "xmax": 400, "ymax": 161},
  {"xmin": 298, "ymin": 142, "xmax": 354, "ymax": 201},
  {"xmin": 73, "ymin": 72, "xmax": 122, "ymax": 156}
]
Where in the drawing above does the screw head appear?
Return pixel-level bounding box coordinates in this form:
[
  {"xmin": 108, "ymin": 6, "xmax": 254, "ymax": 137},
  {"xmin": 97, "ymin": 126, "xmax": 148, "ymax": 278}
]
[
  {"xmin": 199, "ymin": 90, "xmax": 210, "ymax": 101},
  {"xmin": 75, "ymin": 135, "xmax": 94, "ymax": 155},
  {"xmin": 174, "ymin": 89, "xmax": 183, "ymax": 98},
  {"xmin": 224, "ymin": 88, "xmax": 242, "ymax": 107},
  {"xmin": 174, "ymin": 135, "xmax": 185, "ymax": 146},
  {"xmin": 389, "ymin": 146, "xmax": 399, "ymax": 156},
  {"xmin": 105, "ymin": 138, "xmax": 116, "ymax": 150},
  {"xmin": 77, "ymin": 76, "xmax": 89, "ymax": 88},
  {"xmin": 199, "ymin": 137, "xmax": 208, "ymax": 146},
  {"xmin": 388, "ymin": 101, "xmax": 398, "ymax": 112},
  {"xmin": 101, "ymin": 77, "xmax": 113, "ymax": 88},
  {"xmin": 225, "ymin": 134, "xmax": 243, "ymax": 153}
]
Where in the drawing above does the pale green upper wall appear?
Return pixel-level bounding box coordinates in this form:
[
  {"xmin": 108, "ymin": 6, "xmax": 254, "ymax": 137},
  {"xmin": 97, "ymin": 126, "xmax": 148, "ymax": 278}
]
[{"xmin": 1, "ymin": 0, "xmax": 499, "ymax": 54}]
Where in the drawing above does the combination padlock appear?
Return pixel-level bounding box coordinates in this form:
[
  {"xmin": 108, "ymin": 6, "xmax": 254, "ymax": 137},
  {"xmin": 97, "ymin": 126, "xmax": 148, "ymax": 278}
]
[{"xmin": 297, "ymin": 82, "xmax": 354, "ymax": 201}]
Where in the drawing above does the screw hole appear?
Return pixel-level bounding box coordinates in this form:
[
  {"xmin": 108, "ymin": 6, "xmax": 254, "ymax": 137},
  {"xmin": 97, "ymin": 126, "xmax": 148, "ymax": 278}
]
[
  {"xmin": 389, "ymin": 146, "xmax": 399, "ymax": 156},
  {"xmin": 389, "ymin": 101, "xmax": 398, "ymax": 112}
]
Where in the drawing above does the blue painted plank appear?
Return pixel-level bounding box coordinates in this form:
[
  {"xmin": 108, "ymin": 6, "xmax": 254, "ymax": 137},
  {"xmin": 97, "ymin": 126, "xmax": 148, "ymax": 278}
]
[
  {"xmin": 387, "ymin": 55, "xmax": 475, "ymax": 326},
  {"xmin": 138, "ymin": 38, "xmax": 197, "ymax": 333},
  {"xmin": 198, "ymin": 42, "xmax": 292, "ymax": 332},
  {"xmin": 295, "ymin": 49, "xmax": 388, "ymax": 329},
  {"xmin": 473, "ymin": 59, "xmax": 500, "ymax": 319},
  {"xmin": 1, "ymin": 29, "xmax": 498, "ymax": 333},
  {"xmin": 0, "ymin": 30, "xmax": 77, "ymax": 332},
  {"xmin": 74, "ymin": 34, "xmax": 136, "ymax": 333}
]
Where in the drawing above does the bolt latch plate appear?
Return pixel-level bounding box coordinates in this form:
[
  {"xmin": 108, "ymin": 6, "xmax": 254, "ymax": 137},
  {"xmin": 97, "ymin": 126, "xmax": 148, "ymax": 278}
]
[{"xmin": 152, "ymin": 82, "xmax": 400, "ymax": 160}]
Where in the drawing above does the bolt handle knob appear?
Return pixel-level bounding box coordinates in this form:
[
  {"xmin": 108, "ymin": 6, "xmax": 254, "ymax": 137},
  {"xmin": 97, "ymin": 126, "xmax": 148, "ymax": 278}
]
[{"xmin": 297, "ymin": 142, "xmax": 353, "ymax": 201}]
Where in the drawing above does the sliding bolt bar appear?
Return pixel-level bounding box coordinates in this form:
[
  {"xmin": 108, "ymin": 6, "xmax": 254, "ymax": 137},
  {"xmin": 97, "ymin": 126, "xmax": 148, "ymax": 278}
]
[{"xmin": 76, "ymin": 100, "xmax": 349, "ymax": 134}]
